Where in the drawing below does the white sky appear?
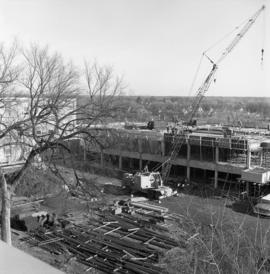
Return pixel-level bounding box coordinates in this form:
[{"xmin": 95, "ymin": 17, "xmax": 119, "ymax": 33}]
[{"xmin": 0, "ymin": 0, "xmax": 269, "ymax": 97}]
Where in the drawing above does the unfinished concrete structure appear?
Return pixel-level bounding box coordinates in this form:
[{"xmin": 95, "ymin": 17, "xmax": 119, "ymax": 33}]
[{"xmin": 69, "ymin": 126, "xmax": 270, "ymax": 196}]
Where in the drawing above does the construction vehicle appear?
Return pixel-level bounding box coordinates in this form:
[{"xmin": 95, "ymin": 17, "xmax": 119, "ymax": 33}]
[
  {"xmin": 122, "ymin": 6, "xmax": 265, "ymax": 199},
  {"xmin": 124, "ymin": 120, "xmax": 154, "ymax": 130},
  {"xmin": 122, "ymin": 171, "xmax": 175, "ymax": 200},
  {"xmin": 253, "ymin": 194, "xmax": 270, "ymax": 217}
]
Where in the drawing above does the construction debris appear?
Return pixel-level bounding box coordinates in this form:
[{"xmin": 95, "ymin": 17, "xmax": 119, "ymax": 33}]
[
  {"xmin": 22, "ymin": 205, "xmax": 183, "ymax": 274},
  {"xmin": 130, "ymin": 201, "xmax": 168, "ymax": 214}
]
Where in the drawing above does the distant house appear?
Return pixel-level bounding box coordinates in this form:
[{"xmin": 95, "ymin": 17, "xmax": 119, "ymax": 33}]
[{"xmin": 198, "ymin": 107, "xmax": 204, "ymax": 114}]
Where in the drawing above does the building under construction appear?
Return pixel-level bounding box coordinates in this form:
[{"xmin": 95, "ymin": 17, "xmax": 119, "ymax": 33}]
[
  {"xmin": 80, "ymin": 125, "xmax": 270, "ymax": 197},
  {"xmin": 63, "ymin": 5, "xmax": 269, "ymax": 198}
]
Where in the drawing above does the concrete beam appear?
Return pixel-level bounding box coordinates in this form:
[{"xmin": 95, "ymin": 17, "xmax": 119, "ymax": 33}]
[
  {"xmin": 161, "ymin": 140, "xmax": 165, "ymax": 157},
  {"xmin": 139, "ymin": 158, "xmax": 142, "ymax": 170},
  {"xmin": 215, "ymin": 146, "xmax": 219, "ymax": 163},
  {"xmin": 187, "ymin": 166, "xmax": 190, "ymax": 181},
  {"xmin": 88, "ymin": 148, "xmax": 244, "ymax": 175},
  {"xmin": 141, "ymin": 153, "xmax": 164, "ymax": 163},
  {"xmin": 246, "ymin": 181, "xmax": 250, "ymax": 195},
  {"xmin": 189, "ymin": 159, "xmax": 215, "ymax": 170},
  {"xmin": 260, "ymin": 151, "xmax": 263, "ymax": 167},
  {"xmin": 104, "ymin": 149, "xmax": 141, "ymax": 159},
  {"xmin": 187, "ymin": 142, "xmax": 191, "ymax": 161},
  {"xmin": 216, "ymin": 163, "xmax": 243, "ymax": 175}
]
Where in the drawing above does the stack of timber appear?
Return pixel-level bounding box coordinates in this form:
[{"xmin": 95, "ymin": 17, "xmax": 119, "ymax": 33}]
[
  {"xmin": 24, "ymin": 211, "xmax": 180, "ymax": 273},
  {"xmin": 130, "ymin": 202, "xmax": 168, "ymax": 214}
]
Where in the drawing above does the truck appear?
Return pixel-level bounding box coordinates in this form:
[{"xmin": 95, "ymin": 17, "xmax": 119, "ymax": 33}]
[{"xmin": 253, "ymin": 194, "xmax": 270, "ymax": 217}]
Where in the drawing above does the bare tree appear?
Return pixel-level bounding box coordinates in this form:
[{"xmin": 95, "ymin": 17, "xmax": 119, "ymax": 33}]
[
  {"xmin": 0, "ymin": 42, "xmax": 20, "ymax": 245},
  {"xmin": 0, "ymin": 44, "xmax": 123, "ymax": 244}
]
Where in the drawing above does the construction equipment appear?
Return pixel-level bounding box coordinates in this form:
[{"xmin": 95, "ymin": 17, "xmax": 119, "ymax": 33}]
[
  {"xmin": 161, "ymin": 5, "xmax": 265, "ymax": 185},
  {"xmin": 124, "ymin": 120, "xmax": 154, "ymax": 130},
  {"xmin": 122, "ymin": 171, "xmax": 175, "ymax": 200},
  {"xmin": 254, "ymin": 194, "xmax": 270, "ymax": 217},
  {"xmin": 122, "ymin": 6, "xmax": 265, "ymax": 197}
]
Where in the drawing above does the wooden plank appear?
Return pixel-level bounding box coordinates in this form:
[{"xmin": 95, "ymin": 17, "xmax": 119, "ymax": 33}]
[
  {"xmin": 120, "ymin": 229, "xmax": 139, "ymax": 239},
  {"xmin": 93, "ymin": 221, "xmax": 118, "ymax": 231},
  {"xmin": 38, "ymin": 237, "xmax": 63, "ymax": 246},
  {"xmin": 104, "ymin": 226, "xmax": 121, "ymax": 235}
]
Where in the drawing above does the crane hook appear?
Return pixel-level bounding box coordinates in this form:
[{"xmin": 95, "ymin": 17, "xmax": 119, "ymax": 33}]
[{"xmin": 261, "ymin": 48, "xmax": 264, "ymax": 65}]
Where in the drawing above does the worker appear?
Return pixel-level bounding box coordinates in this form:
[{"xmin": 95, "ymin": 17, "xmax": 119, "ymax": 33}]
[
  {"xmin": 183, "ymin": 177, "xmax": 189, "ymax": 187},
  {"xmin": 176, "ymin": 181, "xmax": 182, "ymax": 191},
  {"xmin": 143, "ymin": 165, "xmax": 149, "ymax": 173},
  {"xmin": 43, "ymin": 214, "xmax": 51, "ymax": 228},
  {"xmin": 261, "ymin": 48, "xmax": 264, "ymax": 64},
  {"xmin": 39, "ymin": 215, "xmax": 47, "ymax": 227}
]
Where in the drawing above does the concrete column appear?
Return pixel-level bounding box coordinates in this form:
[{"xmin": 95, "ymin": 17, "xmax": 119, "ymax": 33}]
[
  {"xmin": 119, "ymin": 155, "xmax": 122, "ymax": 170},
  {"xmin": 138, "ymin": 138, "xmax": 143, "ymax": 171},
  {"xmin": 214, "ymin": 170, "xmax": 218, "ymax": 189},
  {"xmin": 187, "ymin": 142, "xmax": 191, "ymax": 161},
  {"xmin": 161, "ymin": 139, "xmax": 165, "ymax": 157},
  {"xmin": 215, "ymin": 146, "xmax": 219, "ymax": 163},
  {"xmin": 203, "ymin": 169, "xmax": 207, "ymax": 179},
  {"xmin": 246, "ymin": 147, "xmax": 251, "ymax": 169},
  {"xmin": 187, "ymin": 141, "xmax": 191, "ymax": 181},
  {"xmin": 246, "ymin": 181, "xmax": 250, "ymax": 195},
  {"xmin": 139, "ymin": 158, "xmax": 143, "ymax": 170},
  {"xmin": 260, "ymin": 150, "xmax": 264, "ymax": 167},
  {"xmin": 187, "ymin": 166, "xmax": 191, "ymax": 181}
]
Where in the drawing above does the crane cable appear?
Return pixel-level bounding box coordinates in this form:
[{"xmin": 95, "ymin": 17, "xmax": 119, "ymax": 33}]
[
  {"xmin": 204, "ymin": 18, "xmax": 248, "ymax": 54},
  {"xmin": 153, "ymin": 133, "xmax": 185, "ymax": 172},
  {"xmin": 187, "ymin": 16, "xmax": 250, "ymax": 98},
  {"xmin": 188, "ymin": 54, "xmax": 204, "ymax": 97},
  {"xmin": 261, "ymin": 8, "xmax": 266, "ymax": 66}
]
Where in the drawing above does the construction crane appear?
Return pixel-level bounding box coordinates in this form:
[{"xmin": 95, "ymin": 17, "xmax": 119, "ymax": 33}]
[{"xmin": 161, "ymin": 5, "xmax": 265, "ymax": 185}]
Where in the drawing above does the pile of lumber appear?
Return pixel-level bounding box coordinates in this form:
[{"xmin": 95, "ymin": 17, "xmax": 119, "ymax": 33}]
[{"xmin": 25, "ymin": 211, "xmax": 180, "ymax": 273}]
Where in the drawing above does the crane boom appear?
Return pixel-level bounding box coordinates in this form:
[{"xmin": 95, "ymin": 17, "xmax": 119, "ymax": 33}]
[
  {"xmin": 188, "ymin": 5, "xmax": 265, "ymax": 125},
  {"xmin": 217, "ymin": 5, "xmax": 265, "ymax": 65},
  {"xmin": 162, "ymin": 5, "xmax": 265, "ymax": 184}
]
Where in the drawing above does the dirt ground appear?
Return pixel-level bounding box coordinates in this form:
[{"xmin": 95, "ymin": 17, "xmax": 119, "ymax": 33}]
[
  {"xmin": 160, "ymin": 191, "xmax": 270, "ymax": 246},
  {"xmin": 6, "ymin": 167, "xmax": 270, "ymax": 273},
  {"xmin": 7, "ymin": 167, "xmax": 129, "ymax": 274}
]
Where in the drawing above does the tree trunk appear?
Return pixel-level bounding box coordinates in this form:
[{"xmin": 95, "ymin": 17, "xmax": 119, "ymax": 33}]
[{"xmin": 1, "ymin": 171, "xmax": 11, "ymax": 245}]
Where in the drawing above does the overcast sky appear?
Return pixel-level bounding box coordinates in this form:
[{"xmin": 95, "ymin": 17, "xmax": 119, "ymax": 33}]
[{"xmin": 0, "ymin": 0, "xmax": 269, "ymax": 97}]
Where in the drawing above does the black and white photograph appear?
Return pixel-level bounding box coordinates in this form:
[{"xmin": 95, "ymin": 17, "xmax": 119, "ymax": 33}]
[{"xmin": 0, "ymin": 0, "xmax": 270, "ymax": 273}]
